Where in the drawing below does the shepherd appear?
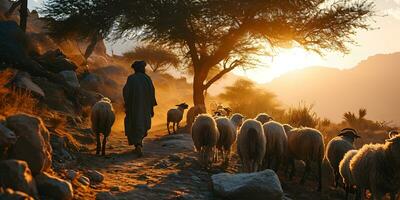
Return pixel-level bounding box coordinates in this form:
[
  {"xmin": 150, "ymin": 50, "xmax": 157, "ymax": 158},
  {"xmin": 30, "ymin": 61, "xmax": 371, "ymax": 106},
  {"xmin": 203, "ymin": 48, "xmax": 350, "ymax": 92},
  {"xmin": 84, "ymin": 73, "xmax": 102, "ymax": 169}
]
[{"xmin": 123, "ymin": 60, "xmax": 157, "ymax": 157}]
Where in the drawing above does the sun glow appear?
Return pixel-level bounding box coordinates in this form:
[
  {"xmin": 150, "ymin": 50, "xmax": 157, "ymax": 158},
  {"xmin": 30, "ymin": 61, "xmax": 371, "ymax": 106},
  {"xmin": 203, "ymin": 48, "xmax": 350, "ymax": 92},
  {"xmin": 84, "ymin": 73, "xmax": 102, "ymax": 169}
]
[{"xmin": 234, "ymin": 47, "xmax": 325, "ymax": 84}]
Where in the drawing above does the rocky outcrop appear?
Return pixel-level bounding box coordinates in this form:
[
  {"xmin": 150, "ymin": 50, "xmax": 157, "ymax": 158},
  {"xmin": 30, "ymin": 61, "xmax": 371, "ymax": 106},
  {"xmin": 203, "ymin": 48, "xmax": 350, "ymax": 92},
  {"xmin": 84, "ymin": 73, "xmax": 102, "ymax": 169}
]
[
  {"xmin": 35, "ymin": 172, "xmax": 73, "ymax": 200},
  {"xmin": 5, "ymin": 114, "xmax": 52, "ymax": 175},
  {"xmin": 11, "ymin": 71, "xmax": 45, "ymax": 97},
  {"xmin": 0, "ymin": 160, "xmax": 38, "ymax": 198},
  {"xmin": 212, "ymin": 170, "xmax": 284, "ymax": 200}
]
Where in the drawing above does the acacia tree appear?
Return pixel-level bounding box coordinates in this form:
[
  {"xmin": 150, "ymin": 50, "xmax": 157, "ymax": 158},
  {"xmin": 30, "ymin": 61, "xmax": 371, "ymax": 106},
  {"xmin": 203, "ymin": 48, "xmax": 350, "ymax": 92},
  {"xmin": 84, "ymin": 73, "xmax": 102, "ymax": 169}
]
[
  {"xmin": 43, "ymin": 0, "xmax": 375, "ymax": 106},
  {"xmin": 123, "ymin": 45, "xmax": 180, "ymax": 72}
]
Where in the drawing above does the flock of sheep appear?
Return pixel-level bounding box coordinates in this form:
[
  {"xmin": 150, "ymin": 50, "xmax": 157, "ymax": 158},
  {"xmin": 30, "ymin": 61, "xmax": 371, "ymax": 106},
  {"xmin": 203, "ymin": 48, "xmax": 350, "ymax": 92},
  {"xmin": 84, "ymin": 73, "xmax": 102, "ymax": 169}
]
[
  {"xmin": 171, "ymin": 104, "xmax": 400, "ymax": 200},
  {"xmin": 90, "ymin": 98, "xmax": 400, "ymax": 200}
]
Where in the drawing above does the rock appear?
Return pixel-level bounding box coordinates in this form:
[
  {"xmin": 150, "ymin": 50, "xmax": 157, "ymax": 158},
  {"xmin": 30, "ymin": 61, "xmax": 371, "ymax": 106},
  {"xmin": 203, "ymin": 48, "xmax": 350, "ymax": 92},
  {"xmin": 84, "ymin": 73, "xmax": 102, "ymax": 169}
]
[
  {"xmin": 191, "ymin": 175, "xmax": 201, "ymax": 182},
  {"xmin": 35, "ymin": 172, "xmax": 73, "ymax": 200},
  {"xmin": 159, "ymin": 134, "xmax": 194, "ymax": 151},
  {"xmin": 109, "ymin": 186, "xmax": 120, "ymax": 191},
  {"xmin": 78, "ymin": 175, "xmax": 90, "ymax": 186},
  {"xmin": 0, "ymin": 123, "xmax": 17, "ymax": 147},
  {"xmin": 59, "ymin": 70, "xmax": 80, "ymax": 88},
  {"xmin": 95, "ymin": 191, "xmax": 116, "ymax": 200},
  {"xmin": 65, "ymin": 170, "xmax": 78, "ymax": 180},
  {"xmin": 11, "ymin": 71, "xmax": 45, "ymax": 97},
  {"xmin": 85, "ymin": 170, "xmax": 104, "ymax": 183},
  {"xmin": 0, "ymin": 187, "xmax": 35, "ymax": 200},
  {"xmin": 211, "ymin": 170, "xmax": 283, "ymax": 200},
  {"xmin": 168, "ymin": 154, "xmax": 181, "ymax": 162},
  {"xmin": 0, "ymin": 160, "xmax": 38, "ymax": 198},
  {"xmin": 36, "ymin": 49, "xmax": 78, "ymax": 73},
  {"xmin": 154, "ymin": 160, "xmax": 169, "ymax": 169},
  {"xmin": 5, "ymin": 114, "xmax": 52, "ymax": 175}
]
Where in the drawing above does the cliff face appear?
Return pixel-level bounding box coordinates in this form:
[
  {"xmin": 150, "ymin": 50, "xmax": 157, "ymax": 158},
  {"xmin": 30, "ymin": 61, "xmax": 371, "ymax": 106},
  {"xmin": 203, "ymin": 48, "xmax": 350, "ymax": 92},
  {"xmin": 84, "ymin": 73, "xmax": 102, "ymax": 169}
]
[{"xmin": 0, "ymin": 1, "xmax": 110, "ymax": 69}]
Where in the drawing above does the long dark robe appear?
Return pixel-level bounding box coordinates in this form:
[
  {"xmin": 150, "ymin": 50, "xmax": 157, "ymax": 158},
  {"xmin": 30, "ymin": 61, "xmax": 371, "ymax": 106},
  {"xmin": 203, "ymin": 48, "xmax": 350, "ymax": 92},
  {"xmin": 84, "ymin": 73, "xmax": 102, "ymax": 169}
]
[{"xmin": 123, "ymin": 72, "xmax": 157, "ymax": 146}]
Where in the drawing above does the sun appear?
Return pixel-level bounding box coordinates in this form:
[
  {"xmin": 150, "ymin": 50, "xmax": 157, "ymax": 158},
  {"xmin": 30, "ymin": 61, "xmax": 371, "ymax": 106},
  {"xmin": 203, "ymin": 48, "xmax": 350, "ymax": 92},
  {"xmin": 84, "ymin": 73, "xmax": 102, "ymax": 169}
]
[{"xmin": 234, "ymin": 47, "xmax": 324, "ymax": 84}]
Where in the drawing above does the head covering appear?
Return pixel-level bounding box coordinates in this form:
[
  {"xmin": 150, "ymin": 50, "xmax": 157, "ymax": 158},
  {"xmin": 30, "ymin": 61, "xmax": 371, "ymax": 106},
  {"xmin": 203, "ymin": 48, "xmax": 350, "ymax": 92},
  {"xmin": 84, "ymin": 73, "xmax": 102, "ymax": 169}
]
[{"xmin": 131, "ymin": 60, "xmax": 147, "ymax": 73}]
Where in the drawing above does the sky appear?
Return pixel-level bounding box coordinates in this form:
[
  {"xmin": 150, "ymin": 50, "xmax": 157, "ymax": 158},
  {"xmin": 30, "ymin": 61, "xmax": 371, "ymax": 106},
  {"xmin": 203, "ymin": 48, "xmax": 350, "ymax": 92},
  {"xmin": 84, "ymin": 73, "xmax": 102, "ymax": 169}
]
[{"xmin": 29, "ymin": 0, "xmax": 400, "ymax": 83}]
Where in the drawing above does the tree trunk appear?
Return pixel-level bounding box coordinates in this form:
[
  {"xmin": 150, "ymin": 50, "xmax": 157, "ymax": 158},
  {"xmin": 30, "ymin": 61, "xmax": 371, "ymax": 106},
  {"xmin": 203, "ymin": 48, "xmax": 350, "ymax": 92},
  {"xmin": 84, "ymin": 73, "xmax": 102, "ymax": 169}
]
[
  {"xmin": 19, "ymin": 0, "xmax": 28, "ymax": 32},
  {"xmin": 193, "ymin": 66, "xmax": 207, "ymax": 107}
]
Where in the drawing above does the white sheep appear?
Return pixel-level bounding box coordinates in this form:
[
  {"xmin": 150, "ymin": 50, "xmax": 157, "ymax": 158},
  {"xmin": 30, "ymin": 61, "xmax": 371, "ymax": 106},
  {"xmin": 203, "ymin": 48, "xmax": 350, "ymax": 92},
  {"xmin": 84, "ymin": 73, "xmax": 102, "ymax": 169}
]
[
  {"xmin": 230, "ymin": 113, "xmax": 245, "ymax": 130},
  {"xmin": 255, "ymin": 113, "xmax": 273, "ymax": 125},
  {"xmin": 339, "ymin": 149, "xmax": 358, "ymax": 200},
  {"xmin": 167, "ymin": 103, "xmax": 189, "ymax": 134},
  {"xmin": 350, "ymin": 135, "xmax": 400, "ymax": 200},
  {"xmin": 186, "ymin": 105, "xmax": 206, "ymax": 131},
  {"xmin": 287, "ymin": 127, "xmax": 324, "ymax": 191},
  {"xmin": 262, "ymin": 121, "xmax": 288, "ymax": 172},
  {"xmin": 326, "ymin": 128, "xmax": 360, "ymax": 188},
  {"xmin": 237, "ymin": 119, "xmax": 266, "ymax": 173},
  {"xmin": 91, "ymin": 97, "xmax": 115, "ymax": 156},
  {"xmin": 191, "ymin": 114, "xmax": 220, "ymax": 169},
  {"xmin": 215, "ymin": 117, "xmax": 237, "ymax": 165}
]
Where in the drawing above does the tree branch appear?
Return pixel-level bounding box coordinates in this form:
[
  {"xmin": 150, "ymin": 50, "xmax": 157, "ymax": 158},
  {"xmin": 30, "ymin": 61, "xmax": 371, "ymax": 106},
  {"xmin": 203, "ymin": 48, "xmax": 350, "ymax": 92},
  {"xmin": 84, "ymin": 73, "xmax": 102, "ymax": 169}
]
[
  {"xmin": 5, "ymin": 0, "xmax": 22, "ymax": 17},
  {"xmin": 203, "ymin": 59, "xmax": 240, "ymax": 89}
]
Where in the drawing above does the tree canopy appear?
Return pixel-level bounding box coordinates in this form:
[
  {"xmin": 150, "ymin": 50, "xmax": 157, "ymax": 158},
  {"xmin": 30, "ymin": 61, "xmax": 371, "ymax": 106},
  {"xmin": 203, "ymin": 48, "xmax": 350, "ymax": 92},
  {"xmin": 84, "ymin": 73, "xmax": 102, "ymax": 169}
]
[{"xmin": 42, "ymin": 0, "xmax": 375, "ymax": 106}]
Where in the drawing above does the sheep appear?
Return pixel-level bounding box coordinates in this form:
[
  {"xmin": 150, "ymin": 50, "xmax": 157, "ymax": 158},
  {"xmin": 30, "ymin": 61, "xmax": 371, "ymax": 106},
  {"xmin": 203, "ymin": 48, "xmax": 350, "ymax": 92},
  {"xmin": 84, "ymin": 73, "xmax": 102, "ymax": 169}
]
[
  {"xmin": 339, "ymin": 149, "xmax": 358, "ymax": 200},
  {"xmin": 167, "ymin": 103, "xmax": 189, "ymax": 134},
  {"xmin": 91, "ymin": 97, "xmax": 115, "ymax": 156},
  {"xmin": 237, "ymin": 119, "xmax": 266, "ymax": 173},
  {"xmin": 262, "ymin": 121, "xmax": 288, "ymax": 172},
  {"xmin": 215, "ymin": 117, "xmax": 237, "ymax": 165},
  {"xmin": 191, "ymin": 114, "xmax": 220, "ymax": 169},
  {"xmin": 283, "ymin": 124, "xmax": 294, "ymax": 134},
  {"xmin": 186, "ymin": 105, "xmax": 206, "ymax": 130},
  {"xmin": 230, "ymin": 113, "xmax": 245, "ymax": 130},
  {"xmin": 286, "ymin": 127, "xmax": 324, "ymax": 191},
  {"xmin": 0, "ymin": 123, "xmax": 17, "ymax": 159},
  {"xmin": 326, "ymin": 128, "xmax": 360, "ymax": 188},
  {"xmin": 350, "ymin": 135, "xmax": 400, "ymax": 200},
  {"xmin": 255, "ymin": 113, "xmax": 273, "ymax": 125},
  {"xmin": 389, "ymin": 130, "xmax": 399, "ymax": 139}
]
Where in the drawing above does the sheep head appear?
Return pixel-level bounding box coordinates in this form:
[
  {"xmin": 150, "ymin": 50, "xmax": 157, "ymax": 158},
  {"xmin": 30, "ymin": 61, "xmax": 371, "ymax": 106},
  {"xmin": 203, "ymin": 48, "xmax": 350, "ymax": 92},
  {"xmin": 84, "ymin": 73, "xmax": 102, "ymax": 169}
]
[
  {"xmin": 385, "ymin": 135, "xmax": 400, "ymax": 165},
  {"xmin": 176, "ymin": 103, "xmax": 189, "ymax": 110},
  {"xmin": 388, "ymin": 130, "xmax": 399, "ymax": 139},
  {"xmin": 338, "ymin": 128, "xmax": 361, "ymax": 143}
]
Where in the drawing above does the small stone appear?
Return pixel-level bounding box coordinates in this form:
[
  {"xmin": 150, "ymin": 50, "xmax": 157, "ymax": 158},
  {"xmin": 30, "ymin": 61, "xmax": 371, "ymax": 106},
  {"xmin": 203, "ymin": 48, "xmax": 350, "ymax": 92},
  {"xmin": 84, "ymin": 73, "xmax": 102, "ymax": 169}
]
[
  {"xmin": 78, "ymin": 176, "xmax": 90, "ymax": 186},
  {"xmin": 154, "ymin": 160, "xmax": 169, "ymax": 169},
  {"xmin": 85, "ymin": 170, "xmax": 104, "ymax": 183},
  {"xmin": 137, "ymin": 174, "xmax": 148, "ymax": 181},
  {"xmin": 66, "ymin": 170, "xmax": 78, "ymax": 180},
  {"xmin": 191, "ymin": 176, "xmax": 201, "ymax": 182},
  {"xmin": 109, "ymin": 186, "xmax": 120, "ymax": 192},
  {"xmin": 168, "ymin": 154, "xmax": 181, "ymax": 162}
]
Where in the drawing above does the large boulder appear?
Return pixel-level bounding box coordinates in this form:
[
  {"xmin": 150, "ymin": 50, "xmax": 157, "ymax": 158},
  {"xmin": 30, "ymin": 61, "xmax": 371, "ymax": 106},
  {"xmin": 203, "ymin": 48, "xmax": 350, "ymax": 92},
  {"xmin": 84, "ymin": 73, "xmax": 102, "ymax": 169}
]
[
  {"xmin": 0, "ymin": 187, "xmax": 35, "ymax": 200},
  {"xmin": 5, "ymin": 114, "xmax": 52, "ymax": 175},
  {"xmin": 35, "ymin": 172, "xmax": 73, "ymax": 200},
  {"xmin": 212, "ymin": 170, "xmax": 284, "ymax": 200},
  {"xmin": 11, "ymin": 71, "xmax": 45, "ymax": 98},
  {"xmin": 0, "ymin": 123, "xmax": 17, "ymax": 147},
  {"xmin": 59, "ymin": 70, "xmax": 80, "ymax": 88},
  {"xmin": 35, "ymin": 49, "xmax": 78, "ymax": 73},
  {"xmin": 0, "ymin": 160, "xmax": 38, "ymax": 198}
]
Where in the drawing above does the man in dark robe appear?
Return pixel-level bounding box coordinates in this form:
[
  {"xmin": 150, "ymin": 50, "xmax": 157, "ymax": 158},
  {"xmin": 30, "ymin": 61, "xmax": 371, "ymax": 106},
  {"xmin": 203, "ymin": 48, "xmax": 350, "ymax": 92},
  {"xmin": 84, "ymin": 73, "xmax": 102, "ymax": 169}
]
[{"xmin": 123, "ymin": 61, "xmax": 157, "ymax": 156}]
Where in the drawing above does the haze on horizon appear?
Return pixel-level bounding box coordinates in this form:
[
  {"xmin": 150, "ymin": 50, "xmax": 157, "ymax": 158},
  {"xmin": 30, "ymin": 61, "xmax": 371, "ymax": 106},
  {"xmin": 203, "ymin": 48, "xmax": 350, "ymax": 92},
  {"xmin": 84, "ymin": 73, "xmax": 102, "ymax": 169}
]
[{"xmin": 30, "ymin": 0, "xmax": 400, "ymax": 83}]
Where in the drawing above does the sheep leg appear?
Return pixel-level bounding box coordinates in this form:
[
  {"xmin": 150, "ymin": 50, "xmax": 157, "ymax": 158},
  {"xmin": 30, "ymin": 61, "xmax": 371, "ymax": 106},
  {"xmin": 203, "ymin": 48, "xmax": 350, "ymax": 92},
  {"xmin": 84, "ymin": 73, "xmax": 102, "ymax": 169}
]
[
  {"xmin": 172, "ymin": 122, "xmax": 176, "ymax": 134},
  {"xmin": 177, "ymin": 122, "xmax": 180, "ymax": 129},
  {"xmin": 300, "ymin": 161, "xmax": 311, "ymax": 184},
  {"xmin": 317, "ymin": 160, "xmax": 322, "ymax": 192},
  {"xmin": 289, "ymin": 158, "xmax": 296, "ymax": 180},
  {"xmin": 101, "ymin": 136, "xmax": 107, "ymax": 156},
  {"xmin": 96, "ymin": 133, "xmax": 101, "ymax": 155},
  {"xmin": 274, "ymin": 156, "xmax": 281, "ymax": 173},
  {"xmin": 167, "ymin": 121, "xmax": 171, "ymax": 134},
  {"xmin": 334, "ymin": 171, "xmax": 340, "ymax": 188}
]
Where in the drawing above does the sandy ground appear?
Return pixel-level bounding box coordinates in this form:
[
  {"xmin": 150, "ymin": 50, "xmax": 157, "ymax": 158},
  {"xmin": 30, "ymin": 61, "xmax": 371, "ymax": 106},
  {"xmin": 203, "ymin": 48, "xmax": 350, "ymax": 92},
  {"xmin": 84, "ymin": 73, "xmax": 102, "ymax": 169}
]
[{"xmin": 66, "ymin": 121, "xmax": 388, "ymax": 200}]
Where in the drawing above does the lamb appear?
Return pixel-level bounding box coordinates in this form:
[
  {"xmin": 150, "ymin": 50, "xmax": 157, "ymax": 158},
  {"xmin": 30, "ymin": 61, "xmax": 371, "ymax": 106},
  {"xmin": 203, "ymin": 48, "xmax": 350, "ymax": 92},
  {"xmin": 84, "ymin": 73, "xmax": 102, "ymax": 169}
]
[
  {"xmin": 191, "ymin": 114, "xmax": 220, "ymax": 168},
  {"xmin": 167, "ymin": 103, "xmax": 189, "ymax": 134},
  {"xmin": 255, "ymin": 113, "xmax": 273, "ymax": 125},
  {"xmin": 350, "ymin": 135, "xmax": 400, "ymax": 200},
  {"xmin": 286, "ymin": 127, "xmax": 324, "ymax": 191},
  {"xmin": 91, "ymin": 97, "xmax": 115, "ymax": 156},
  {"xmin": 186, "ymin": 105, "xmax": 206, "ymax": 130},
  {"xmin": 339, "ymin": 149, "xmax": 358, "ymax": 200},
  {"xmin": 237, "ymin": 119, "xmax": 266, "ymax": 173},
  {"xmin": 262, "ymin": 121, "xmax": 288, "ymax": 172},
  {"xmin": 215, "ymin": 117, "xmax": 237, "ymax": 164},
  {"xmin": 230, "ymin": 113, "xmax": 245, "ymax": 130},
  {"xmin": 326, "ymin": 128, "xmax": 360, "ymax": 188},
  {"xmin": 283, "ymin": 124, "xmax": 294, "ymax": 134}
]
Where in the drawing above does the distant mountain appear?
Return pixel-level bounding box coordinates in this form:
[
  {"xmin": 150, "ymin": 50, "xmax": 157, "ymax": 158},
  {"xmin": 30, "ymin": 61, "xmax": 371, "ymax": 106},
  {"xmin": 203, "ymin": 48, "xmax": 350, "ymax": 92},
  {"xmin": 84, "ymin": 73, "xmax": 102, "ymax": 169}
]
[{"xmin": 265, "ymin": 52, "xmax": 400, "ymax": 125}]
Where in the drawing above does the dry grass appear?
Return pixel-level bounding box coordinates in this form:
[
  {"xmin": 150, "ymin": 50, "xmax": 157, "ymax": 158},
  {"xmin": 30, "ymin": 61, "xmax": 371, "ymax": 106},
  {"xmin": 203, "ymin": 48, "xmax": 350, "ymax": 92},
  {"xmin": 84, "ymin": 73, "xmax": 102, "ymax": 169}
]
[{"xmin": 0, "ymin": 69, "xmax": 39, "ymax": 117}]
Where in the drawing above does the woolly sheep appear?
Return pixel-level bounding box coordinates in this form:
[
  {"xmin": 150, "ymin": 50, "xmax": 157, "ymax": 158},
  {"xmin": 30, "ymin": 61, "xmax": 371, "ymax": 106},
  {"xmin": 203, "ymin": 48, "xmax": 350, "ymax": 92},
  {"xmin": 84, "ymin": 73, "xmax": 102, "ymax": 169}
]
[
  {"xmin": 191, "ymin": 114, "xmax": 220, "ymax": 168},
  {"xmin": 255, "ymin": 113, "xmax": 273, "ymax": 125},
  {"xmin": 262, "ymin": 121, "xmax": 288, "ymax": 172},
  {"xmin": 237, "ymin": 119, "xmax": 266, "ymax": 173},
  {"xmin": 167, "ymin": 103, "xmax": 189, "ymax": 134},
  {"xmin": 287, "ymin": 127, "xmax": 324, "ymax": 191},
  {"xmin": 339, "ymin": 149, "xmax": 358, "ymax": 200},
  {"xmin": 215, "ymin": 117, "xmax": 237, "ymax": 165},
  {"xmin": 350, "ymin": 135, "xmax": 400, "ymax": 200},
  {"xmin": 186, "ymin": 105, "xmax": 206, "ymax": 130},
  {"xmin": 230, "ymin": 113, "xmax": 245, "ymax": 130},
  {"xmin": 326, "ymin": 128, "xmax": 360, "ymax": 188},
  {"xmin": 91, "ymin": 97, "xmax": 115, "ymax": 156}
]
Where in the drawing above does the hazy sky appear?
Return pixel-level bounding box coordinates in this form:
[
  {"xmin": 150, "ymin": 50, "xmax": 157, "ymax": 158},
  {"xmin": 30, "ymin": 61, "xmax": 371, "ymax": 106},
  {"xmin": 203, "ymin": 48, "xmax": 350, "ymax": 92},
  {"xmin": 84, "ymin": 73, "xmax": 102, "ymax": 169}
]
[{"xmin": 29, "ymin": 0, "xmax": 400, "ymax": 83}]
